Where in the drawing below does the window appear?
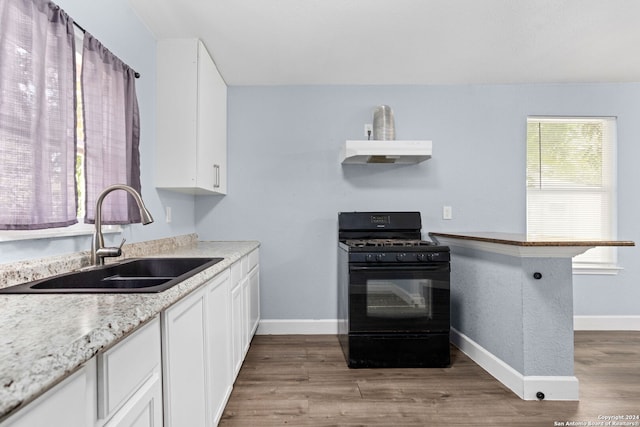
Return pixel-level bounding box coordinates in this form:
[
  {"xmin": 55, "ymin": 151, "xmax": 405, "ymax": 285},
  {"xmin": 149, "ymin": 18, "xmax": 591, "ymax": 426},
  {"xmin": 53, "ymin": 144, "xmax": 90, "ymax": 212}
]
[
  {"xmin": 0, "ymin": 27, "xmax": 107, "ymax": 241},
  {"xmin": 0, "ymin": 1, "xmax": 141, "ymax": 241},
  {"xmin": 0, "ymin": 1, "xmax": 77, "ymax": 233},
  {"xmin": 526, "ymin": 116, "xmax": 617, "ymax": 273}
]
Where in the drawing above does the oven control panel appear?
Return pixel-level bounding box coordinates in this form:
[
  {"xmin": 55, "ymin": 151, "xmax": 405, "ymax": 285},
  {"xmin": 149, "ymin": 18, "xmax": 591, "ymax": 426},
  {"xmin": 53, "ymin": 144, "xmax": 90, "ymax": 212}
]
[{"xmin": 350, "ymin": 251, "xmax": 450, "ymax": 263}]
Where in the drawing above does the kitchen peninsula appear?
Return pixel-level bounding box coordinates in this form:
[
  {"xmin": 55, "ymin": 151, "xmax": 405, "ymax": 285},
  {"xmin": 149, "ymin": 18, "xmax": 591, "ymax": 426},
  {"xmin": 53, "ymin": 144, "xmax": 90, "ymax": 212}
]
[{"xmin": 429, "ymin": 232, "xmax": 634, "ymax": 401}]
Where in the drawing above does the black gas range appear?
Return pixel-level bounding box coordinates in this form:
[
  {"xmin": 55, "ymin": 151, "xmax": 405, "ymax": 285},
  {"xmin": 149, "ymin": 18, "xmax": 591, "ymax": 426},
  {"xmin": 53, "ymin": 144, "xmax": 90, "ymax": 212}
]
[{"xmin": 338, "ymin": 211, "xmax": 451, "ymax": 368}]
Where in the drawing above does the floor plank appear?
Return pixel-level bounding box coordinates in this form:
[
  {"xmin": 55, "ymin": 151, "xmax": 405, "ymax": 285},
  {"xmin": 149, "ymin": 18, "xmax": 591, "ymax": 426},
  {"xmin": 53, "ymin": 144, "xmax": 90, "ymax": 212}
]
[{"xmin": 220, "ymin": 332, "xmax": 640, "ymax": 426}]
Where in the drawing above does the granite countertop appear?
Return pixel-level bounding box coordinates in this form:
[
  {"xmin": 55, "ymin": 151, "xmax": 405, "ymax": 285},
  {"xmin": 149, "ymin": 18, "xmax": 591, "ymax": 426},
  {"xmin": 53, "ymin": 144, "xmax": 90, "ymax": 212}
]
[
  {"xmin": 429, "ymin": 231, "xmax": 635, "ymax": 247},
  {"xmin": 0, "ymin": 240, "xmax": 259, "ymax": 421}
]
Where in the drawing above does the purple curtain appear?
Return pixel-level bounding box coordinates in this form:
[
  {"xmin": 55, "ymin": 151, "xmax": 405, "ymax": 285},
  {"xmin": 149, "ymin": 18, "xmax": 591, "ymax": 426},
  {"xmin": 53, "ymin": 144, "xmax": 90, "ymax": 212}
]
[
  {"xmin": 0, "ymin": 0, "xmax": 77, "ymax": 230},
  {"xmin": 82, "ymin": 33, "xmax": 141, "ymax": 225}
]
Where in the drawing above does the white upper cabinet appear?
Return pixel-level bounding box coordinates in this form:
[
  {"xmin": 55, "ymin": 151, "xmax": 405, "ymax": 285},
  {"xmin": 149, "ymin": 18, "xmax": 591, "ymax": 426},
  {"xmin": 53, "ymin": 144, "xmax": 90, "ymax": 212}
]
[{"xmin": 156, "ymin": 39, "xmax": 227, "ymax": 195}]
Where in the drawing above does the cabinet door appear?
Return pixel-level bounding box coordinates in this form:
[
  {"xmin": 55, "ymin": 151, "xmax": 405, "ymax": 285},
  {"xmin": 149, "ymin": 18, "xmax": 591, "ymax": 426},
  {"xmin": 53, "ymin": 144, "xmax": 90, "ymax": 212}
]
[
  {"xmin": 196, "ymin": 41, "xmax": 227, "ymax": 194},
  {"xmin": 241, "ymin": 276, "xmax": 251, "ymax": 356},
  {"xmin": 162, "ymin": 287, "xmax": 209, "ymax": 427},
  {"xmin": 103, "ymin": 372, "xmax": 162, "ymax": 427},
  {"xmin": 1, "ymin": 363, "xmax": 94, "ymax": 427},
  {"xmin": 248, "ymin": 265, "xmax": 260, "ymax": 337},
  {"xmin": 230, "ymin": 280, "xmax": 245, "ymax": 379},
  {"xmin": 206, "ymin": 271, "xmax": 233, "ymax": 425},
  {"xmin": 156, "ymin": 39, "xmax": 199, "ymax": 190}
]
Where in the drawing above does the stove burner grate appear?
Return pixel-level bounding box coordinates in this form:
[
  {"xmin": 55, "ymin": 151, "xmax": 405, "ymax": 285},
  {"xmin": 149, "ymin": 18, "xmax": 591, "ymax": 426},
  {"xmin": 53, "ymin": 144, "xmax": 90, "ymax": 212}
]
[{"xmin": 346, "ymin": 239, "xmax": 435, "ymax": 248}]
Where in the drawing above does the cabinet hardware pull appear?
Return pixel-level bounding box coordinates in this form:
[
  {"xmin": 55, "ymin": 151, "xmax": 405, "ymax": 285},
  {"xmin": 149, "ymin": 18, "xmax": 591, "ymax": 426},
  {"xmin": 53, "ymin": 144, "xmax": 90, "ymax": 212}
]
[{"xmin": 214, "ymin": 164, "xmax": 220, "ymax": 188}]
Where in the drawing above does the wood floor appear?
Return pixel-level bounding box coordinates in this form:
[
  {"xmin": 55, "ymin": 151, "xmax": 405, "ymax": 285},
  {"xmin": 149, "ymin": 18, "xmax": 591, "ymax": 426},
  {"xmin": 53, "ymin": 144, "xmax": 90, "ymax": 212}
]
[{"xmin": 220, "ymin": 332, "xmax": 640, "ymax": 426}]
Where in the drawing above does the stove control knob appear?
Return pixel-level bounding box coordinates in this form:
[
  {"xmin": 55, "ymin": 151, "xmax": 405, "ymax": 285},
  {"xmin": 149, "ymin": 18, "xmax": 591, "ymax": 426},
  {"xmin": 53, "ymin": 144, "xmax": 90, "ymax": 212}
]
[
  {"xmin": 365, "ymin": 254, "xmax": 375, "ymax": 262},
  {"xmin": 375, "ymin": 253, "xmax": 385, "ymax": 262},
  {"xmin": 417, "ymin": 253, "xmax": 427, "ymax": 262},
  {"xmin": 396, "ymin": 253, "xmax": 406, "ymax": 261}
]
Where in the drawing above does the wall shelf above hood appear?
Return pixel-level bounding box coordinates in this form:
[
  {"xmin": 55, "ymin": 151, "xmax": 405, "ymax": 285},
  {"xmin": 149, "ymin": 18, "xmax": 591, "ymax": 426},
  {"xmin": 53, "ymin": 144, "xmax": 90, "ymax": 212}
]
[{"xmin": 340, "ymin": 140, "xmax": 432, "ymax": 164}]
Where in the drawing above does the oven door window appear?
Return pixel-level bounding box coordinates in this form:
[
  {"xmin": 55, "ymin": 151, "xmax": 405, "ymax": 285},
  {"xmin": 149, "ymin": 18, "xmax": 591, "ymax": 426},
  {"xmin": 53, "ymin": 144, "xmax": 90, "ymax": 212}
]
[
  {"xmin": 349, "ymin": 265, "xmax": 449, "ymax": 333},
  {"xmin": 367, "ymin": 278, "xmax": 432, "ymax": 318}
]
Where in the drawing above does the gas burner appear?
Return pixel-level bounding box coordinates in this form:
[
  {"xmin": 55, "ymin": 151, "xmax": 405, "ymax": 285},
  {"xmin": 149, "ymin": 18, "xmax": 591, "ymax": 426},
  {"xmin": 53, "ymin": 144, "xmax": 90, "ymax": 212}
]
[{"xmin": 346, "ymin": 239, "xmax": 435, "ymax": 248}]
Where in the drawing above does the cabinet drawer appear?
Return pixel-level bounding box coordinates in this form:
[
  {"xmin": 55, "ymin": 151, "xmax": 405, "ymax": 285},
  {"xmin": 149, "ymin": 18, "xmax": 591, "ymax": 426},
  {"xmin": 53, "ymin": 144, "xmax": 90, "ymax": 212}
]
[{"xmin": 97, "ymin": 317, "xmax": 161, "ymax": 420}]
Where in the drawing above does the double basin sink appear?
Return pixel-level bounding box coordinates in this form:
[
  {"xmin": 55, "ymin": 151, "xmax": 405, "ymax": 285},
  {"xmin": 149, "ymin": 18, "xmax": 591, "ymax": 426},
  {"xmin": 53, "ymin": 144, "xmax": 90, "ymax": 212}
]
[{"xmin": 0, "ymin": 257, "xmax": 223, "ymax": 294}]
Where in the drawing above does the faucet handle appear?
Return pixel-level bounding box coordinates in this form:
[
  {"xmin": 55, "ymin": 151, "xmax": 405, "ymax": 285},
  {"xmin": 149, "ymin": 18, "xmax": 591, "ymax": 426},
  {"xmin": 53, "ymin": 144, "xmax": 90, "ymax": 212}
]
[{"xmin": 96, "ymin": 238, "xmax": 126, "ymax": 260}]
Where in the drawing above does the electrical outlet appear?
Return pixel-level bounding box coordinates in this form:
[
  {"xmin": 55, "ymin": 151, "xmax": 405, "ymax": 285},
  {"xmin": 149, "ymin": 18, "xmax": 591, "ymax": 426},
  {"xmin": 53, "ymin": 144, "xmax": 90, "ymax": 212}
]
[
  {"xmin": 364, "ymin": 123, "xmax": 373, "ymax": 138},
  {"xmin": 443, "ymin": 206, "xmax": 453, "ymax": 220},
  {"xmin": 166, "ymin": 206, "xmax": 172, "ymax": 223}
]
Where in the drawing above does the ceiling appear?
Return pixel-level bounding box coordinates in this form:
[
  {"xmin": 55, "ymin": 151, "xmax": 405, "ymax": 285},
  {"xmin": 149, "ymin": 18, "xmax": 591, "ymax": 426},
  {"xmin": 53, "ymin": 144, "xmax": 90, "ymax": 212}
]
[{"xmin": 129, "ymin": 0, "xmax": 640, "ymax": 86}]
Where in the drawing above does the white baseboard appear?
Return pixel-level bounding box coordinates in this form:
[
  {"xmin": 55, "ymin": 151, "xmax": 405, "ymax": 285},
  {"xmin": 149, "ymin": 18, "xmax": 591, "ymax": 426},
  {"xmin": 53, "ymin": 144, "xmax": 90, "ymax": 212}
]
[
  {"xmin": 574, "ymin": 315, "xmax": 640, "ymax": 331},
  {"xmin": 450, "ymin": 328, "xmax": 579, "ymax": 401},
  {"xmin": 255, "ymin": 316, "xmax": 640, "ymax": 334},
  {"xmin": 256, "ymin": 319, "xmax": 338, "ymax": 335}
]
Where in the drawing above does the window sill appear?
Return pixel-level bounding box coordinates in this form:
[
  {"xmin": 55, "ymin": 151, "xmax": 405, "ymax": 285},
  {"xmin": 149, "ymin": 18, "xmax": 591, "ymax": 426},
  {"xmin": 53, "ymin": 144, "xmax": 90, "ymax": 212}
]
[
  {"xmin": 0, "ymin": 224, "xmax": 122, "ymax": 242},
  {"xmin": 572, "ymin": 263, "xmax": 623, "ymax": 275}
]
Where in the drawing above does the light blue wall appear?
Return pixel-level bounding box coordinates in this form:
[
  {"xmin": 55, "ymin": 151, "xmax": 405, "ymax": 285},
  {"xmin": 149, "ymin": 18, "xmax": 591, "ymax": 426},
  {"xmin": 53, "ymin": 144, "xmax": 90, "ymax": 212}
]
[
  {"xmin": 195, "ymin": 84, "xmax": 640, "ymax": 319},
  {"xmin": 3, "ymin": 2, "xmax": 638, "ymax": 319},
  {"xmin": 0, "ymin": 0, "xmax": 196, "ymax": 264}
]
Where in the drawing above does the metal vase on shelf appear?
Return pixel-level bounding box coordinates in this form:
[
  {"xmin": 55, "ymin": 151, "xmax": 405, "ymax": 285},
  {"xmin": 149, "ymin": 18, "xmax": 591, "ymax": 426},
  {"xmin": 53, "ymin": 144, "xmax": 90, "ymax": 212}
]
[{"xmin": 372, "ymin": 105, "xmax": 395, "ymax": 140}]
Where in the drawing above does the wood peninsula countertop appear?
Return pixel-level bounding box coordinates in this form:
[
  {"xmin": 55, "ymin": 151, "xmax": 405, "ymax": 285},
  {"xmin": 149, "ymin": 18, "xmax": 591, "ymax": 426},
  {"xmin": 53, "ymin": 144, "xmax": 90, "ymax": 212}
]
[{"xmin": 429, "ymin": 232, "xmax": 635, "ymax": 247}]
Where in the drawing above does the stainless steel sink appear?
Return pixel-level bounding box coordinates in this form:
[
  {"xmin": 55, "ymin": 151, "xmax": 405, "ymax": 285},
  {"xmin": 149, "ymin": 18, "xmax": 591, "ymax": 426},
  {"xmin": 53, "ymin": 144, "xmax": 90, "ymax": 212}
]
[{"xmin": 0, "ymin": 257, "xmax": 223, "ymax": 294}]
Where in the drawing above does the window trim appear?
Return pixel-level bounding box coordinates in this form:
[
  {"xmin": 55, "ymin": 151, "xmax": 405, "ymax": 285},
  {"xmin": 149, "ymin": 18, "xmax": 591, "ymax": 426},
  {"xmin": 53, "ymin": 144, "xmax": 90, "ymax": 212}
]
[
  {"xmin": 572, "ymin": 263, "xmax": 623, "ymax": 275},
  {"xmin": 0, "ymin": 224, "xmax": 121, "ymax": 242}
]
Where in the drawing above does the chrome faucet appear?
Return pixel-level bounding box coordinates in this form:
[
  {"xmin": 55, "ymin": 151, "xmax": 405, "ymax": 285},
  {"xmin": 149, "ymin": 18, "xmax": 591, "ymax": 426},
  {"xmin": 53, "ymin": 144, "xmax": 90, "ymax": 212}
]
[{"xmin": 91, "ymin": 184, "xmax": 154, "ymax": 266}]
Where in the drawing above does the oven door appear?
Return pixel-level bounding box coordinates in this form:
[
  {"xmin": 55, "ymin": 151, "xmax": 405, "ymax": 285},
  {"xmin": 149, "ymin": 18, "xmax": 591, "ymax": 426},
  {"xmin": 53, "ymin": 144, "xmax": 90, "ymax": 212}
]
[{"xmin": 348, "ymin": 263, "xmax": 450, "ymax": 333}]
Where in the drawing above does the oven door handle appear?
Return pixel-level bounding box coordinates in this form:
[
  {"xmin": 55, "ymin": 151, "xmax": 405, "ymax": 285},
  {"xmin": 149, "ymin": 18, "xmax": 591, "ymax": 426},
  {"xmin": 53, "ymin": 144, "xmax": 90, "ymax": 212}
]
[{"xmin": 349, "ymin": 264, "xmax": 449, "ymax": 272}]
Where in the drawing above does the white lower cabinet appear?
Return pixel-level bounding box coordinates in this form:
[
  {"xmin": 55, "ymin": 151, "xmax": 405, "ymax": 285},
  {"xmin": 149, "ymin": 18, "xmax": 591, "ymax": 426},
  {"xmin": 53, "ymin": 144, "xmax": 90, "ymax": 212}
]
[
  {"xmin": 0, "ymin": 361, "xmax": 96, "ymax": 427},
  {"xmin": 248, "ymin": 260, "xmax": 260, "ymax": 338},
  {"xmin": 162, "ymin": 285, "xmax": 209, "ymax": 427},
  {"xmin": 2, "ymin": 254, "xmax": 260, "ymax": 427},
  {"xmin": 97, "ymin": 317, "xmax": 163, "ymax": 427},
  {"xmin": 1, "ymin": 318, "xmax": 162, "ymax": 427},
  {"xmin": 206, "ymin": 272, "xmax": 233, "ymax": 424},
  {"xmin": 96, "ymin": 317, "xmax": 162, "ymax": 427},
  {"xmin": 230, "ymin": 266, "xmax": 246, "ymax": 378},
  {"xmin": 162, "ymin": 270, "xmax": 233, "ymax": 427},
  {"xmin": 230, "ymin": 248, "xmax": 260, "ymax": 380}
]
